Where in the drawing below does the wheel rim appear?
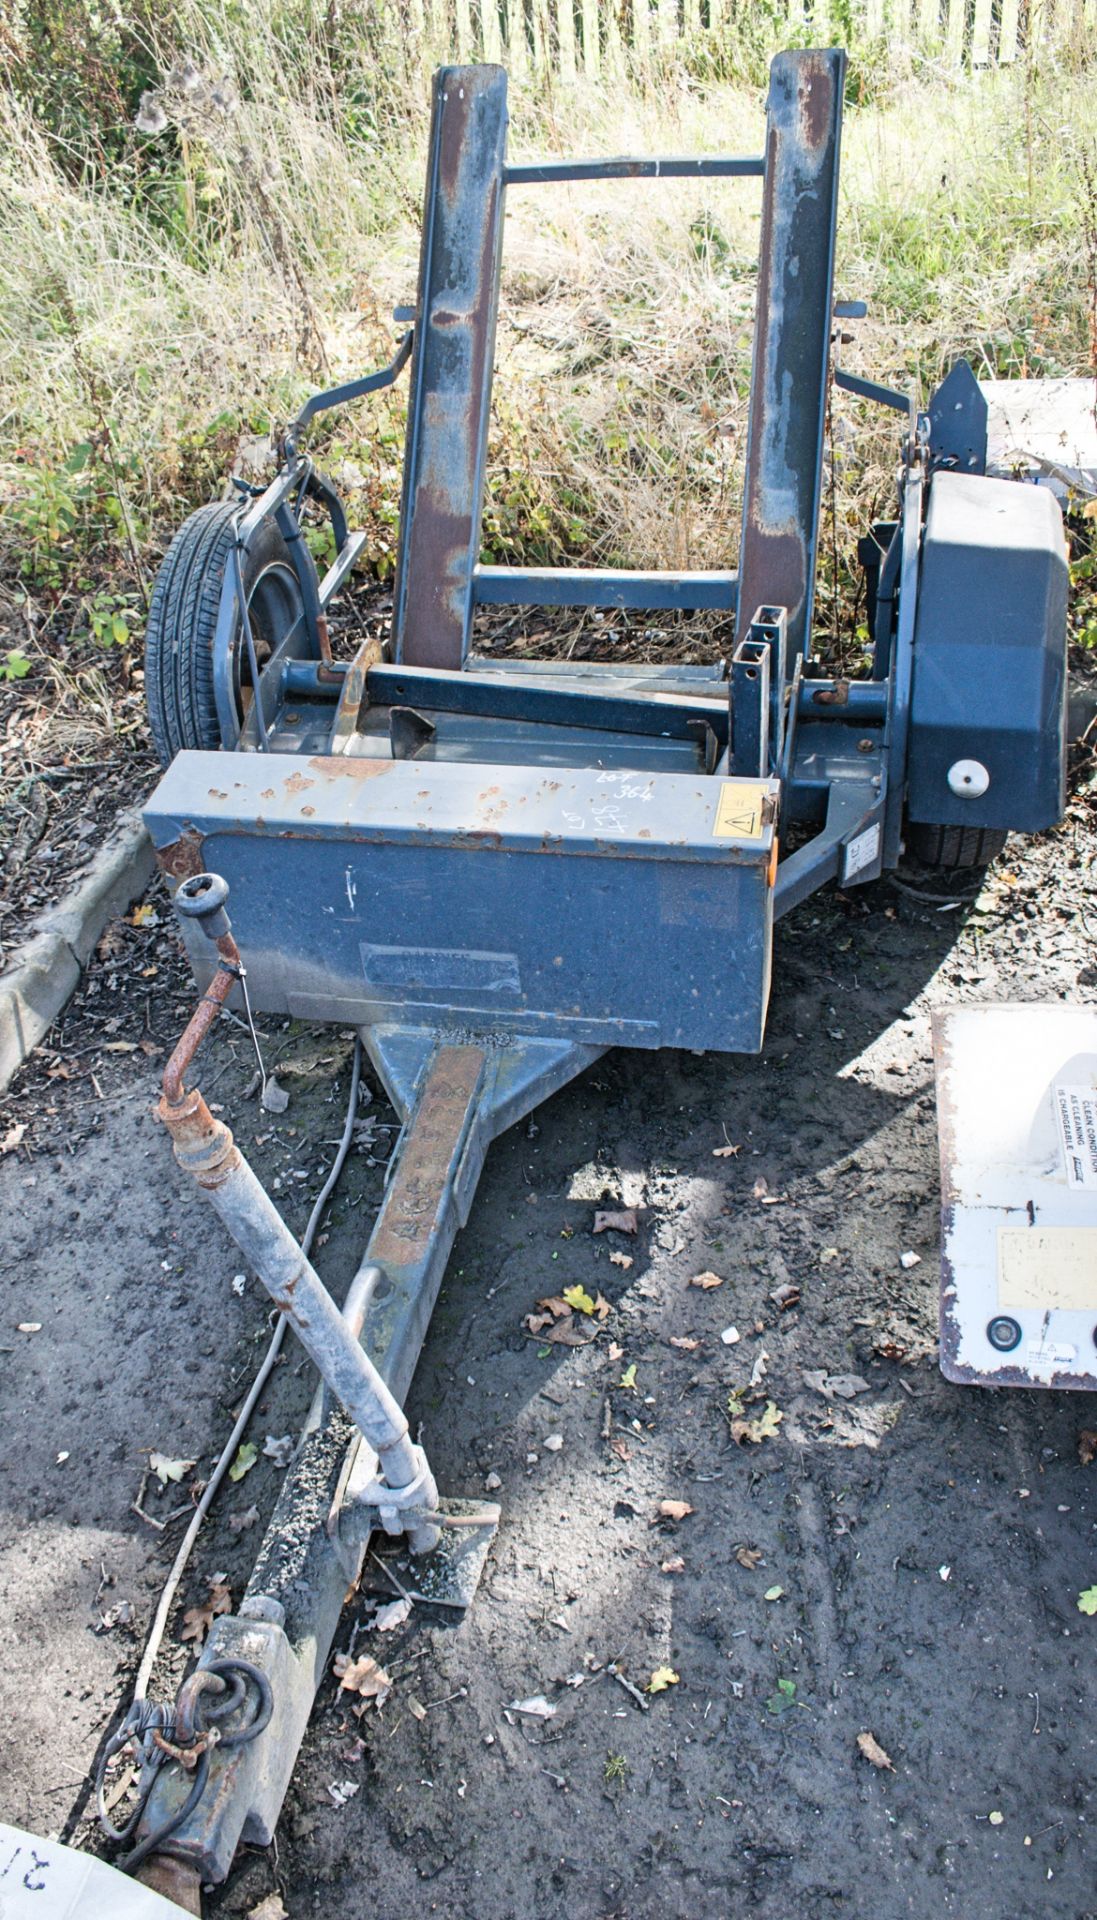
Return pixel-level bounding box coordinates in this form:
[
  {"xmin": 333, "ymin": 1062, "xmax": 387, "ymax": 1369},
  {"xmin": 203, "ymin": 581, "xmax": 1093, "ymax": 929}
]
[{"xmin": 232, "ymin": 562, "xmax": 304, "ymax": 729}]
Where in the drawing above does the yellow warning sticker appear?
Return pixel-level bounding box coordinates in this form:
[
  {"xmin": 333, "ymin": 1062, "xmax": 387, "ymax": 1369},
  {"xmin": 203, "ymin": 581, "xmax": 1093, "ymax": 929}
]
[
  {"xmin": 712, "ymin": 782, "xmax": 767, "ymax": 841},
  {"xmin": 998, "ymin": 1226, "xmax": 1097, "ymax": 1312}
]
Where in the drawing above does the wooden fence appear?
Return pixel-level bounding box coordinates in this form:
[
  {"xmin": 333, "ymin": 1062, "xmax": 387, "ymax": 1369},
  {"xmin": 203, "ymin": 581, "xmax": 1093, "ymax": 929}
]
[{"xmin": 402, "ymin": 0, "xmax": 1095, "ymax": 75}]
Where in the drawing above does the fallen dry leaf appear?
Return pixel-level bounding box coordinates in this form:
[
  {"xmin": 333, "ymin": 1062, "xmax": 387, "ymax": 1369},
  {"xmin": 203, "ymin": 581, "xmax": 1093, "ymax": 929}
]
[
  {"xmin": 0, "ymin": 1122, "xmax": 26, "ymax": 1155},
  {"xmin": 373, "ymin": 1597, "xmax": 411, "ymax": 1632},
  {"xmin": 536, "ymin": 1296, "xmax": 573, "ymax": 1318},
  {"xmin": 509, "ymin": 1695, "xmax": 556, "ymax": 1718},
  {"xmin": 593, "ymin": 1292, "xmax": 612, "ymax": 1320},
  {"xmin": 770, "ymin": 1282, "xmax": 801, "ymax": 1311},
  {"xmin": 148, "ymin": 1451, "xmax": 195, "ymax": 1486},
  {"xmin": 523, "ymin": 1312, "xmax": 555, "ymax": 1334},
  {"xmin": 563, "ymin": 1283, "xmax": 596, "ymax": 1315},
  {"xmin": 333, "ymin": 1652, "xmax": 392, "ymax": 1709},
  {"xmin": 229, "ymin": 1504, "xmax": 260, "ymax": 1533},
  {"xmin": 803, "ymin": 1371, "xmax": 871, "ymax": 1401},
  {"xmin": 542, "ymin": 1319, "xmax": 599, "ymax": 1347},
  {"xmin": 1079, "ymin": 1430, "xmax": 1097, "ymax": 1467},
  {"xmin": 647, "ymin": 1666, "xmax": 680, "ymax": 1694},
  {"xmin": 245, "ymin": 1896, "xmax": 289, "ymax": 1920},
  {"xmin": 712, "ymin": 1143, "xmax": 741, "ymax": 1158},
  {"xmin": 856, "ymin": 1730, "xmax": 894, "ymax": 1771},
  {"xmin": 653, "ymin": 1499, "xmax": 693, "ymax": 1523},
  {"xmin": 609, "ymin": 1435, "xmax": 632, "ymax": 1461},
  {"xmin": 127, "ymin": 903, "xmax": 159, "ymax": 928},
  {"xmin": 594, "ymin": 1208, "xmax": 638, "ymax": 1236},
  {"xmin": 751, "ymin": 1177, "xmax": 769, "ymax": 1200},
  {"xmin": 607, "ymin": 1340, "xmax": 625, "ymax": 1361},
  {"xmin": 689, "ymin": 1270, "xmax": 724, "ymax": 1291},
  {"xmin": 407, "ymin": 1695, "xmax": 427, "ymax": 1722},
  {"xmin": 669, "ymin": 1335, "xmax": 700, "ymax": 1351},
  {"xmin": 181, "ymin": 1579, "xmax": 231, "ymax": 1646},
  {"xmin": 660, "ymin": 1556, "xmax": 685, "ymax": 1574},
  {"xmin": 729, "ymin": 1400, "xmax": 783, "ymax": 1446},
  {"xmin": 609, "ymin": 1250, "xmax": 633, "ymax": 1269},
  {"xmin": 735, "ymin": 1545, "xmax": 763, "ymax": 1570}
]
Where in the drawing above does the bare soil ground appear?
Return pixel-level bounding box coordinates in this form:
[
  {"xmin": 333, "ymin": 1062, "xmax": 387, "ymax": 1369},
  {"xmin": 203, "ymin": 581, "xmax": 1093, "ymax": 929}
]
[{"xmin": 1, "ymin": 762, "xmax": 1096, "ymax": 1920}]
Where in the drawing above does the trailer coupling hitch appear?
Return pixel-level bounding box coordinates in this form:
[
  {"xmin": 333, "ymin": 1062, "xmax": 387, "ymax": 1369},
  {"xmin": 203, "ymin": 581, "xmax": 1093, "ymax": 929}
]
[{"xmin": 158, "ymin": 872, "xmax": 441, "ymax": 1554}]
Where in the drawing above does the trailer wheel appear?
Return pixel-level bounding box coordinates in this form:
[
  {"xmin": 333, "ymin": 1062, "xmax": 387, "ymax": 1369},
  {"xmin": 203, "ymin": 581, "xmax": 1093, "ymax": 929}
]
[
  {"xmin": 145, "ymin": 503, "xmax": 304, "ymax": 765},
  {"xmin": 905, "ymin": 822, "xmax": 1008, "ymax": 870}
]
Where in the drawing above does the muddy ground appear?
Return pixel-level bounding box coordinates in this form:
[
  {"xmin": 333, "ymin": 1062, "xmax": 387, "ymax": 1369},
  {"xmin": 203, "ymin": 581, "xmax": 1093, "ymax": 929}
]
[{"xmin": 2, "ymin": 783, "xmax": 1097, "ymax": 1920}]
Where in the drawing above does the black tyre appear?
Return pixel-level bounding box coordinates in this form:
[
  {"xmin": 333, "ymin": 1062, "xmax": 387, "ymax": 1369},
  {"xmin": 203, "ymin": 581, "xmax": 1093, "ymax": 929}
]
[
  {"xmin": 905, "ymin": 822, "xmax": 1008, "ymax": 870},
  {"xmin": 144, "ymin": 503, "xmax": 304, "ymax": 765}
]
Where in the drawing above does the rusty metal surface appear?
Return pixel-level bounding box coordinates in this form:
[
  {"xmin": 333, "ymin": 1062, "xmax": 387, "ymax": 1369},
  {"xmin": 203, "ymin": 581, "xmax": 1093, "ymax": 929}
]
[
  {"xmin": 392, "ymin": 66, "xmax": 509, "ymax": 670},
  {"xmin": 135, "ymin": 1856, "xmax": 203, "ymax": 1913},
  {"xmin": 327, "ymin": 633, "xmax": 382, "ymax": 754},
  {"xmin": 154, "ymin": 829, "xmax": 205, "ymax": 882},
  {"xmin": 160, "ymin": 931, "xmax": 242, "ymax": 1105},
  {"xmin": 737, "ymin": 50, "xmax": 845, "ymax": 671},
  {"xmin": 369, "ymin": 1045, "xmax": 486, "ymax": 1269}
]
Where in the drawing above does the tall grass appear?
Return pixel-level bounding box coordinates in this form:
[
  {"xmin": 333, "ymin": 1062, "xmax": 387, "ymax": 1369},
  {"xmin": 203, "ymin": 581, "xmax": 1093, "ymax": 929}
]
[{"xmin": 0, "ymin": 0, "xmax": 1093, "ymax": 619}]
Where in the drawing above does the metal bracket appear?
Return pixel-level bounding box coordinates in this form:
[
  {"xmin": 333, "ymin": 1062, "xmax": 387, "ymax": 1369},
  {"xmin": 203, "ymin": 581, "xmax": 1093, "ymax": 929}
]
[
  {"xmin": 354, "ymin": 1498, "xmax": 501, "ymax": 1611},
  {"xmin": 345, "ymin": 1442, "xmax": 437, "ymax": 1537}
]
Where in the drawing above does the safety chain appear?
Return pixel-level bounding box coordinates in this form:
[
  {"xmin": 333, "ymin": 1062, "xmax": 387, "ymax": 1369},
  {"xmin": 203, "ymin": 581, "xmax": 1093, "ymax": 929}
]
[{"xmin": 96, "ymin": 1657, "xmax": 273, "ymax": 1875}]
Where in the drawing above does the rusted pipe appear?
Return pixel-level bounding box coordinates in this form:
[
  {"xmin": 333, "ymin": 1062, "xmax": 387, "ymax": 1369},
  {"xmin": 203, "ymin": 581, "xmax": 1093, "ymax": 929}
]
[
  {"xmin": 135, "ymin": 1855, "xmax": 203, "ymax": 1914},
  {"xmin": 161, "ymin": 931, "xmax": 242, "ymax": 1106}
]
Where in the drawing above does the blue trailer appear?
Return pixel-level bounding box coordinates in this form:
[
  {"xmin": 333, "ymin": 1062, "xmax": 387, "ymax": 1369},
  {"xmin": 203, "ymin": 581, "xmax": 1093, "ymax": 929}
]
[{"xmin": 106, "ymin": 49, "xmax": 1068, "ymax": 1906}]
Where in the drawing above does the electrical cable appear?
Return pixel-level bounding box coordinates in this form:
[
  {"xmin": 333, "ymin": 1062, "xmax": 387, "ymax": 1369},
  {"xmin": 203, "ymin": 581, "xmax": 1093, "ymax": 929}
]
[{"xmin": 131, "ymin": 1035, "xmax": 363, "ymax": 1702}]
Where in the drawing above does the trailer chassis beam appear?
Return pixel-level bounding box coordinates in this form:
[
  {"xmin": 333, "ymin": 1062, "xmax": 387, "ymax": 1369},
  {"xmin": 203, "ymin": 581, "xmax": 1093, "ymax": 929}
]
[{"xmin": 135, "ymin": 958, "xmax": 599, "ymax": 1885}]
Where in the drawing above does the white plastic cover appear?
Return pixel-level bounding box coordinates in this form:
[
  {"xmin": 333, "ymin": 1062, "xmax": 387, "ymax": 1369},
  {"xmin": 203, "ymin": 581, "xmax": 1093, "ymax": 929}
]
[{"xmin": 0, "ymin": 1823, "xmax": 185, "ymax": 1919}]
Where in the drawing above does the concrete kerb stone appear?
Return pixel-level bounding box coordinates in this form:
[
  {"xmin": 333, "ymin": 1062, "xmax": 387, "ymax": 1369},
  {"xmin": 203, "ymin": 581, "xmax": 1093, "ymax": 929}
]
[{"xmin": 0, "ymin": 810, "xmax": 156, "ymax": 1096}]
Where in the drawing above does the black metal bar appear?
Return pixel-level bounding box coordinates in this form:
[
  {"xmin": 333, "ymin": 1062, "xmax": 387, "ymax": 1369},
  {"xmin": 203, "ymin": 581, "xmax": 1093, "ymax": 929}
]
[
  {"xmin": 834, "ymin": 367, "xmax": 908, "ymax": 413},
  {"xmin": 737, "ymin": 50, "xmax": 846, "ymax": 677},
  {"xmin": 362, "ymin": 663, "xmax": 729, "ymax": 743},
  {"xmin": 283, "ymin": 332, "xmax": 413, "ymax": 457},
  {"xmin": 392, "ymin": 66, "xmax": 509, "ymax": 671},
  {"xmin": 472, "ymin": 564, "xmax": 738, "ymax": 610},
  {"xmin": 504, "ymin": 155, "xmax": 765, "ymax": 184},
  {"xmin": 730, "ymin": 640, "xmax": 770, "ymax": 777}
]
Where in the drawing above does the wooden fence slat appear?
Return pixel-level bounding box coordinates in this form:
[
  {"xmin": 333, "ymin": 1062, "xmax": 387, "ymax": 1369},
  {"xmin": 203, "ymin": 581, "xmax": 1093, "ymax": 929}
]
[
  {"xmin": 480, "ymin": 0, "xmax": 503, "ymax": 60},
  {"xmin": 557, "ymin": 0, "xmax": 578, "ymax": 74},
  {"xmin": 399, "ymin": 0, "xmax": 1078, "ymax": 82},
  {"xmin": 504, "ymin": 0, "xmax": 528, "ymax": 71},
  {"xmin": 582, "ymin": 0, "xmax": 602, "ymax": 72}
]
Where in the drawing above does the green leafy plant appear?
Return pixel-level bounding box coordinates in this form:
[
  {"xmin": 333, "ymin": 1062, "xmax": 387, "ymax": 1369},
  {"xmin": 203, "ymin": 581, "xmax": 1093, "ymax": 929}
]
[{"xmin": 0, "ymin": 649, "xmax": 31, "ymax": 683}]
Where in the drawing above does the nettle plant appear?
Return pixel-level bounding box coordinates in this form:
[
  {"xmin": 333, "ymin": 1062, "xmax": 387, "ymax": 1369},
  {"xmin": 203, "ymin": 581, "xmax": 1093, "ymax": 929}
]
[{"xmin": 9, "ymin": 440, "xmax": 144, "ymax": 607}]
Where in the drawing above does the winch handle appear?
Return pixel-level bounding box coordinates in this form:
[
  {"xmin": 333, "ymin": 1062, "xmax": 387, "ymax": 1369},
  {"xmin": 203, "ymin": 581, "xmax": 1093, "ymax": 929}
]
[{"xmin": 175, "ymin": 872, "xmax": 232, "ymax": 943}]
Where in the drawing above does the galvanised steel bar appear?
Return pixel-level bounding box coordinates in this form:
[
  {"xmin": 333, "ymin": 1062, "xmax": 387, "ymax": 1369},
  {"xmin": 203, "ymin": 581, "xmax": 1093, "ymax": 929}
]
[
  {"xmin": 392, "ymin": 66, "xmax": 509, "ymax": 670},
  {"xmin": 159, "ymin": 1088, "xmax": 441, "ymax": 1551},
  {"xmin": 504, "ymin": 155, "xmax": 765, "ymax": 182},
  {"xmin": 736, "ymin": 49, "xmax": 846, "ymax": 673},
  {"xmin": 472, "ymin": 564, "xmax": 738, "ymax": 610}
]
